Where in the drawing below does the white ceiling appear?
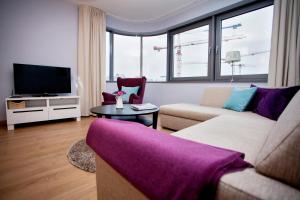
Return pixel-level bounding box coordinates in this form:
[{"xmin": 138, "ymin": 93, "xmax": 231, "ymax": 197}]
[
  {"xmin": 69, "ymin": 0, "xmax": 246, "ymax": 34},
  {"xmin": 71, "ymin": 0, "xmax": 209, "ymax": 22}
]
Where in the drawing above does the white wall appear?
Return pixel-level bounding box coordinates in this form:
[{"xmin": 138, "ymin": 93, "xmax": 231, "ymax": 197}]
[
  {"xmin": 0, "ymin": 0, "xmax": 78, "ymax": 120},
  {"xmin": 106, "ymin": 82, "xmax": 267, "ymax": 106}
]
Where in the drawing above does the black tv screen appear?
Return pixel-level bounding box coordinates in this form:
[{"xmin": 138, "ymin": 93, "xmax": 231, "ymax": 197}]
[{"xmin": 14, "ymin": 64, "xmax": 71, "ymax": 95}]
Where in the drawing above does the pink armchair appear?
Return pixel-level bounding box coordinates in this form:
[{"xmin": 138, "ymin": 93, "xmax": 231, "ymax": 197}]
[{"xmin": 102, "ymin": 77, "xmax": 147, "ymax": 105}]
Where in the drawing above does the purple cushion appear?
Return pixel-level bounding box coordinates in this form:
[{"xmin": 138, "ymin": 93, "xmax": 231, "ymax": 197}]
[
  {"xmin": 247, "ymin": 84, "xmax": 272, "ymax": 111},
  {"xmin": 254, "ymin": 86, "xmax": 300, "ymax": 120}
]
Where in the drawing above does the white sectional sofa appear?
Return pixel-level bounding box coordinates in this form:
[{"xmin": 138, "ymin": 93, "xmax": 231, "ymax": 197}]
[{"xmin": 94, "ymin": 87, "xmax": 300, "ymax": 200}]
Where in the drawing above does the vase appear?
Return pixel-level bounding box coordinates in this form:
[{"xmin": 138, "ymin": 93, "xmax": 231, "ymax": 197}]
[{"xmin": 115, "ymin": 96, "xmax": 123, "ymax": 109}]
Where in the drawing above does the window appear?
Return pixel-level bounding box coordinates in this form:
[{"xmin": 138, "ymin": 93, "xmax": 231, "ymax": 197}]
[
  {"xmin": 106, "ymin": 33, "xmax": 167, "ymax": 82},
  {"xmin": 216, "ymin": 4, "xmax": 274, "ymax": 81},
  {"xmin": 142, "ymin": 34, "xmax": 167, "ymax": 81},
  {"xmin": 106, "ymin": 0, "xmax": 274, "ymax": 82},
  {"xmin": 106, "ymin": 32, "xmax": 111, "ymax": 80},
  {"xmin": 113, "ymin": 34, "xmax": 141, "ymax": 81},
  {"xmin": 171, "ymin": 23, "xmax": 211, "ymax": 80}
]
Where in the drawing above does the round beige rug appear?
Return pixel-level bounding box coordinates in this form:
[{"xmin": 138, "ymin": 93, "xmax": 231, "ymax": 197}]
[{"xmin": 67, "ymin": 139, "xmax": 96, "ymax": 173}]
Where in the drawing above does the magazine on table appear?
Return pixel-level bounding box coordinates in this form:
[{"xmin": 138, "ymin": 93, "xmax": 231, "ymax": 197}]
[{"xmin": 130, "ymin": 103, "xmax": 158, "ymax": 111}]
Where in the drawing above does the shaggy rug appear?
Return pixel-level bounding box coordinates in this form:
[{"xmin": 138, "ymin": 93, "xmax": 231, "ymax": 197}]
[{"xmin": 67, "ymin": 139, "xmax": 96, "ymax": 173}]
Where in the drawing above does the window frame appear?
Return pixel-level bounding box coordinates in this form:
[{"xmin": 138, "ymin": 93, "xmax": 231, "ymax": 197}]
[
  {"xmin": 106, "ymin": 0, "xmax": 274, "ymax": 83},
  {"xmin": 168, "ymin": 19, "xmax": 214, "ymax": 82},
  {"xmin": 108, "ymin": 31, "xmax": 114, "ymax": 81},
  {"xmin": 106, "ymin": 32, "xmax": 168, "ymax": 82},
  {"xmin": 214, "ymin": 0, "xmax": 274, "ymax": 82}
]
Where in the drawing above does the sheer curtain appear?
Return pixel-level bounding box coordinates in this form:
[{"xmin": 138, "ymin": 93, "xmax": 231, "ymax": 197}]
[
  {"xmin": 268, "ymin": 0, "xmax": 300, "ymax": 87},
  {"xmin": 77, "ymin": 5, "xmax": 106, "ymax": 116}
]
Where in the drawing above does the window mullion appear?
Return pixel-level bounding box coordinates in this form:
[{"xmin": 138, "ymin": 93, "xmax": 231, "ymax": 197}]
[
  {"xmin": 210, "ymin": 16, "xmax": 216, "ymax": 81},
  {"xmin": 110, "ymin": 32, "xmax": 114, "ymax": 81},
  {"xmin": 140, "ymin": 36, "xmax": 143, "ymax": 77}
]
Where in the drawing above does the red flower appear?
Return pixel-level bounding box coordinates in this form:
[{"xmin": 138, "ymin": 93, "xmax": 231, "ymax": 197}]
[{"xmin": 113, "ymin": 91, "xmax": 126, "ymax": 96}]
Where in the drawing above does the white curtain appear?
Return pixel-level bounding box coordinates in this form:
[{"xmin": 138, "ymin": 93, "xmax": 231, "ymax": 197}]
[
  {"xmin": 268, "ymin": 0, "xmax": 300, "ymax": 87},
  {"xmin": 77, "ymin": 5, "xmax": 106, "ymax": 116}
]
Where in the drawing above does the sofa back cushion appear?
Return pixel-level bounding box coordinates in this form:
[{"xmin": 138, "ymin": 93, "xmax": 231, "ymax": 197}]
[
  {"xmin": 255, "ymin": 91, "xmax": 300, "ymax": 189},
  {"xmin": 252, "ymin": 85, "xmax": 300, "ymax": 120},
  {"xmin": 247, "ymin": 84, "xmax": 273, "ymax": 111},
  {"xmin": 200, "ymin": 87, "xmax": 233, "ymax": 108}
]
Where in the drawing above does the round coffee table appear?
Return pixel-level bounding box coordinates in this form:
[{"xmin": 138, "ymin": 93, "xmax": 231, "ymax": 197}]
[{"xmin": 90, "ymin": 104, "xmax": 159, "ymax": 129}]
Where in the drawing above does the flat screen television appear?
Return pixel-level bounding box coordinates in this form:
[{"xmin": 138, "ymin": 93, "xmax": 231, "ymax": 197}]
[{"xmin": 14, "ymin": 63, "xmax": 71, "ymax": 95}]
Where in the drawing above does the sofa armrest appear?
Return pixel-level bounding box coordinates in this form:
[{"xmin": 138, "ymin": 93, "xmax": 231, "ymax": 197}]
[{"xmin": 95, "ymin": 155, "xmax": 148, "ymax": 200}]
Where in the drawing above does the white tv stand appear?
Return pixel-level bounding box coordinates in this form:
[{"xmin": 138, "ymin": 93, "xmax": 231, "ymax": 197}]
[{"xmin": 6, "ymin": 96, "xmax": 80, "ymax": 130}]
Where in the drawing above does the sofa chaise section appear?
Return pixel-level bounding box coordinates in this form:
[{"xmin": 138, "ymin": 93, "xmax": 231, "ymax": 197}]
[{"xmin": 160, "ymin": 87, "xmax": 234, "ymax": 130}]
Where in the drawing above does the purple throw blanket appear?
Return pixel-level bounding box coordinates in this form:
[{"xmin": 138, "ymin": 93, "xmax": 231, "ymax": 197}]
[{"xmin": 86, "ymin": 119, "xmax": 251, "ymax": 200}]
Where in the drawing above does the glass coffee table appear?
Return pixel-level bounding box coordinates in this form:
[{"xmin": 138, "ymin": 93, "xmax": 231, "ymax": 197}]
[{"xmin": 90, "ymin": 104, "xmax": 159, "ymax": 129}]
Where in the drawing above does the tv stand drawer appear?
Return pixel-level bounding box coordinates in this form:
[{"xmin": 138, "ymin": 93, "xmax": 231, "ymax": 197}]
[
  {"xmin": 49, "ymin": 106, "xmax": 80, "ymax": 120},
  {"xmin": 7, "ymin": 108, "xmax": 48, "ymax": 124}
]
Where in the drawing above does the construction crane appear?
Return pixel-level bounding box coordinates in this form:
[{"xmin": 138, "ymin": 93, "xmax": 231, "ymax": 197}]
[
  {"xmin": 176, "ymin": 34, "xmax": 182, "ymax": 77},
  {"xmin": 153, "ymin": 34, "xmax": 246, "ymax": 52},
  {"xmin": 223, "ymin": 23, "xmax": 242, "ymax": 30}
]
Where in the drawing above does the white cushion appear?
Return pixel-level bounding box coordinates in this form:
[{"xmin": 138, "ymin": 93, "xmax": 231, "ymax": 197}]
[
  {"xmin": 256, "ymin": 91, "xmax": 300, "ymax": 189},
  {"xmin": 172, "ymin": 115, "xmax": 275, "ymax": 165},
  {"xmin": 160, "ymin": 103, "xmax": 235, "ymax": 122},
  {"xmin": 200, "ymin": 87, "xmax": 233, "ymax": 107}
]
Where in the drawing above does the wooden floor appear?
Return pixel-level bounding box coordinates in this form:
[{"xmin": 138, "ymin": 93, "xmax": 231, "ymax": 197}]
[
  {"xmin": 0, "ymin": 117, "xmax": 97, "ymax": 200},
  {"xmin": 0, "ymin": 117, "xmax": 172, "ymax": 200}
]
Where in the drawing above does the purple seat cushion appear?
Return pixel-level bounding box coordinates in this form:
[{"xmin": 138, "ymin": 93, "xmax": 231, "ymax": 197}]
[{"xmin": 254, "ymin": 85, "xmax": 300, "ymax": 120}]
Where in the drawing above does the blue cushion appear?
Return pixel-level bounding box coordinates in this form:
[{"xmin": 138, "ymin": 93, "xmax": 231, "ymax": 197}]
[
  {"xmin": 223, "ymin": 87, "xmax": 257, "ymax": 112},
  {"xmin": 121, "ymin": 86, "xmax": 140, "ymax": 102}
]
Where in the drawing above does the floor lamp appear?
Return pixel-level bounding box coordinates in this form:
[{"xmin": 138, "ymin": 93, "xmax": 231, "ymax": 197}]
[{"xmin": 225, "ymin": 51, "xmax": 241, "ymax": 82}]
